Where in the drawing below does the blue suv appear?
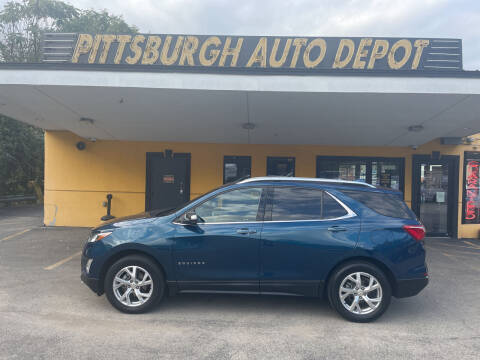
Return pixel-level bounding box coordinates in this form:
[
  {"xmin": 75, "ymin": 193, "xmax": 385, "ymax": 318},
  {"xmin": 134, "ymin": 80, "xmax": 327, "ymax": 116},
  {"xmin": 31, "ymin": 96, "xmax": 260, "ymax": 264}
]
[{"xmin": 81, "ymin": 177, "xmax": 428, "ymax": 322}]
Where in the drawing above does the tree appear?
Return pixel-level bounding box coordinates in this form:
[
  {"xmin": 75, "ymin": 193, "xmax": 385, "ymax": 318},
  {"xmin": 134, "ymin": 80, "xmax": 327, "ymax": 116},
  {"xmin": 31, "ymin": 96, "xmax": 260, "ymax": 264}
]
[{"xmin": 0, "ymin": 0, "xmax": 137, "ymax": 197}]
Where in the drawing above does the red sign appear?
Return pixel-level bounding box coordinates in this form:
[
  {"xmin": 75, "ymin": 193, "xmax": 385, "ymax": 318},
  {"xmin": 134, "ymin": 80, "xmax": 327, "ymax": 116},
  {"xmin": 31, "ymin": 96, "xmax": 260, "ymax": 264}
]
[{"xmin": 464, "ymin": 160, "xmax": 480, "ymax": 223}]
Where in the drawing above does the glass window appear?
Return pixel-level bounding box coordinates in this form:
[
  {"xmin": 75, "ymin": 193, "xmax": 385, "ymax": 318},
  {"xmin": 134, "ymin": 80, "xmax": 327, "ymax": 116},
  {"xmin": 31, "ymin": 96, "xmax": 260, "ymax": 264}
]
[
  {"xmin": 343, "ymin": 190, "xmax": 414, "ymax": 219},
  {"xmin": 271, "ymin": 187, "xmax": 347, "ymax": 221},
  {"xmin": 223, "ymin": 156, "xmax": 251, "ymax": 184},
  {"xmin": 194, "ymin": 187, "xmax": 262, "ymax": 223},
  {"xmin": 317, "ymin": 156, "xmax": 404, "ymax": 192},
  {"xmin": 267, "ymin": 157, "xmax": 295, "ymax": 176},
  {"xmin": 371, "ymin": 161, "xmax": 401, "ymax": 190},
  {"xmin": 323, "ymin": 192, "xmax": 349, "ymax": 219}
]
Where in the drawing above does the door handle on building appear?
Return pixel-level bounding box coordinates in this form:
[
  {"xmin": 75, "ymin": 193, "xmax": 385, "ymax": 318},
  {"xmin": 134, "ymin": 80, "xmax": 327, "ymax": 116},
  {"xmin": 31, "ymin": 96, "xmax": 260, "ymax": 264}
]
[{"xmin": 328, "ymin": 226, "xmax": 347, "ymax": 232}]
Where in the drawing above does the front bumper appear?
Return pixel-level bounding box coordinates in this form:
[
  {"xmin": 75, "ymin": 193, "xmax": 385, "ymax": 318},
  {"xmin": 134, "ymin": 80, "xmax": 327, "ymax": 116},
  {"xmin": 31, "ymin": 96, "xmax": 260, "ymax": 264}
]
[
  {"xmin": 395, "ymin": 277, "xmax": 429, "ymax": 298},
  {"xmin": 81, "ymin": 253, "xmax": 102, "ymax": 295},
  {"xmin": 81, "ymin": 271, "xmax": 101, "ymax": 295}
]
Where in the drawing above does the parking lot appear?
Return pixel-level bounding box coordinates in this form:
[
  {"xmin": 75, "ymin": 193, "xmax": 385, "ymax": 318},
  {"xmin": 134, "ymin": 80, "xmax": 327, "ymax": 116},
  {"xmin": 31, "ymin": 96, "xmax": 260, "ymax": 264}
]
[{"xmin": 1, "ymin": 206, "xmax": 480, "ymax": 359}]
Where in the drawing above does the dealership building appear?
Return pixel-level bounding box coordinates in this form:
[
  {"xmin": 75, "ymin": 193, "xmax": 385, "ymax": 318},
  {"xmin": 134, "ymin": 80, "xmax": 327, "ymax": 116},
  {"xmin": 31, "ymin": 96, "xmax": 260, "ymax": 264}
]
[{"xmin": 1, "ymin": 33, "xmax": 480, "ymax": 238}]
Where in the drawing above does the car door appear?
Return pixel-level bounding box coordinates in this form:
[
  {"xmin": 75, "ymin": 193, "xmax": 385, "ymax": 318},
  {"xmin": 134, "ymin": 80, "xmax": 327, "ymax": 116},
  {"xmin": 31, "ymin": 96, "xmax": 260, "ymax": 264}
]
[
  {"xmin": 173, "ymin": 187, "xmax": 266, "ymax": 293},
  {"xmin": 260, "ymin": 186, "xmax": 360, "ymax": 296}
]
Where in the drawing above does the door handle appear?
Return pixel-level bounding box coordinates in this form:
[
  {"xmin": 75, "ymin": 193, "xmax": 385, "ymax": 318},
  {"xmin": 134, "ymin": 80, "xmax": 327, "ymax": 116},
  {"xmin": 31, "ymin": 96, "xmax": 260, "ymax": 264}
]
[
  {"xmin": 236, "ymin": 228, "xmax": 257, "ymax": 235},
  {"xmin": 328, "ymin": 226, "xmax": 348, "ymax": 232}
]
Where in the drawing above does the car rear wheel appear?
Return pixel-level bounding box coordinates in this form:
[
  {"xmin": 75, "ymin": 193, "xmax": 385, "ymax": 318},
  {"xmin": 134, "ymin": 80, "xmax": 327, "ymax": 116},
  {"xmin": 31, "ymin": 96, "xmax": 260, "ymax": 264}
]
[
  {"xmin": 105, "ymin": 255, "xmax": 165, "ymax": 314},
  {"xmin": 328, "ymin": 262, "xmax": 391, "ymax": 322}
]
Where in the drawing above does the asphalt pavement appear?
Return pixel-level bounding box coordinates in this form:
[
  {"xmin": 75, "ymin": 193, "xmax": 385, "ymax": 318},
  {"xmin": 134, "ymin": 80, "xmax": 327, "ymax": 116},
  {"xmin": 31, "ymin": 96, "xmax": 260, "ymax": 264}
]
[{"xmin": 0, "ymin": 205, "xmax": 479, "ymax": 359}]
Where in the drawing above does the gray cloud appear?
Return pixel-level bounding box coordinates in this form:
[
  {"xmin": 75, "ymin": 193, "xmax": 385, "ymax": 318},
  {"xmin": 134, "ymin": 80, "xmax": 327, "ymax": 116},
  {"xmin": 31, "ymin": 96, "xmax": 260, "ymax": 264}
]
[{"xmin": 1, "ymin": 0, "xmax": 479, "ymax": 69}]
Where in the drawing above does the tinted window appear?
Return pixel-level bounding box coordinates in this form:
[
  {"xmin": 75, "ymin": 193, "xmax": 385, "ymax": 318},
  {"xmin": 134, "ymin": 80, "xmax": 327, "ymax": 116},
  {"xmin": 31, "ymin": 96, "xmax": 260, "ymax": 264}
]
[
  {"xmin": 224, "ymin": 156, "xmax": 251, "ymax": 183},
  {"xmin": 323, "ymin": 192, "xmax": 349, "ymax": 219},
  {"xmin": 267, "ymin": 157, "xmax": 295, "ymax": 176},
  {"xmin": 271, "ymin": 187, "xmax": 347, "ymax": 221},
  {"xmin": 343, "ymin": 190, "xmax": 413, "ymax": 219},
  {"xmin": 194, "ymin": 188, "xmax": 262, "ymax": 223}
]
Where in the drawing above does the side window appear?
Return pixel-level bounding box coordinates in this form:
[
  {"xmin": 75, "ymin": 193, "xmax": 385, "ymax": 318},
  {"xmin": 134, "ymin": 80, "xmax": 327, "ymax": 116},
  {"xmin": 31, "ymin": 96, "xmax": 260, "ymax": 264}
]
[
  {"xmin": 270, "ymin": 187, "xmax": 348, "ymax": 221},
  {"xmin": 323, "ymin": 192, "xmax": 349, "ymax": 219},
  {"xmin": 194, "ymin": 187, "xmax": 263, "ymax": 223}
]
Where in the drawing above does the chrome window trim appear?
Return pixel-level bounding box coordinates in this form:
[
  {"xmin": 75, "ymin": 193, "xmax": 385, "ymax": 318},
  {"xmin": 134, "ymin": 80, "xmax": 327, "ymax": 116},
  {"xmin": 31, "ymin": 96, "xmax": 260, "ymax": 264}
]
[
  {"xmin": 173, "ymin": 190, "xmax": 356, "ymax": 225},
  {"xmin": 238, "ymin": 176, "xmax": 375, "ymax": 188}
]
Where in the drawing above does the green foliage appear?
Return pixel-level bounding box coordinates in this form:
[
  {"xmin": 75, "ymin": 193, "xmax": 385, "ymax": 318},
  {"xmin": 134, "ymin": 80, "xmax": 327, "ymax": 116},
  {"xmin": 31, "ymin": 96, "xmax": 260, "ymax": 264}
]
[
  {"xmin": 0, "ymin": 1, "xmax": 137, "ymax": 196},
  {"xmin": 59, "ymin": 9, "xmax": 138, "ymax": 34},
  {"xmin": 0, "ymin": 0, "xmax": 137, "ymax": 62},
  {"xmin": 0, "ymin": 115, "xmax": 44, "ymax": 195}
]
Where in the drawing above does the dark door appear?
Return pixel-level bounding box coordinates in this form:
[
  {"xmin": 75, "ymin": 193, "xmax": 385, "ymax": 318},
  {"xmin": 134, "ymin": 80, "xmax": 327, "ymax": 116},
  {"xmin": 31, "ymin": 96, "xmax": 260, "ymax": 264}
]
[
  {"xmin": 267, "ymin": 157, "xmax": 295, "ymax": 176},
  {"xmin": 260, "ymin": 186, "xmax": 360, "ymax": 296},
  {"xmin": 146, "ymin": 152, "xmax": 190, "ymax": 211},
  {"xmin": 173, "ymin": 187, "xmax": 266, "ymax": 293},
  {"xmin": 412, "ymin": 155, "xmax": 459, "ymax": 237}
]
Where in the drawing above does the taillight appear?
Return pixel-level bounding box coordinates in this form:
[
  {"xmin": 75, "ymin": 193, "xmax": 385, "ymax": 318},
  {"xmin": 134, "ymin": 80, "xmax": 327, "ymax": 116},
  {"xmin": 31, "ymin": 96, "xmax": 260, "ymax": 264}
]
[{"xmin": 403, "ymin": 225, "xmax": 426, "ymax": 241}]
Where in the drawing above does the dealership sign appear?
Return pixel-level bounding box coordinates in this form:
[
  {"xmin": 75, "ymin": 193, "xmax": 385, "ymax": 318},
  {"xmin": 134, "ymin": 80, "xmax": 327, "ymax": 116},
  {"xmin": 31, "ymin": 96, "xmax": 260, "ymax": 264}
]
[{"xmin": 43, "ymin": 33, "xmax": 462, "ymax": 72}]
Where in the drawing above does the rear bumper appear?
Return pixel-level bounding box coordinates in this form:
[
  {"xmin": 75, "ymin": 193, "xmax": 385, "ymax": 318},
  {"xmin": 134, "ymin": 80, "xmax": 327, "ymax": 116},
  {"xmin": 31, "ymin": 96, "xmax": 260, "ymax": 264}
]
[{"xmin": 394, "ymin": 277, "xmax": 428, "ymax": 298}]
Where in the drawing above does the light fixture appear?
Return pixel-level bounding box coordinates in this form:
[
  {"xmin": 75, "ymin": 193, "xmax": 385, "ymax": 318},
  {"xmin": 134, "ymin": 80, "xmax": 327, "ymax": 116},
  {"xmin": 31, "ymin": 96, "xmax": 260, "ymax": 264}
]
[
  {"xmin": 408, "ymin": 125, "xmax": 424, "ymax": 132},
  {"xmin": 242, "ymin": 122, "xmax": 255, "ymax": 130}
]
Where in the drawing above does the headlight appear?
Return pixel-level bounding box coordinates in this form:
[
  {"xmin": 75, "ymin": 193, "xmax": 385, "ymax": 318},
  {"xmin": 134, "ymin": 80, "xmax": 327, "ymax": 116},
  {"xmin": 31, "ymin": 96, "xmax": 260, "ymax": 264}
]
[{"xmin": 88, "ymin": 231, "xmax": 112, "ymax": 243}]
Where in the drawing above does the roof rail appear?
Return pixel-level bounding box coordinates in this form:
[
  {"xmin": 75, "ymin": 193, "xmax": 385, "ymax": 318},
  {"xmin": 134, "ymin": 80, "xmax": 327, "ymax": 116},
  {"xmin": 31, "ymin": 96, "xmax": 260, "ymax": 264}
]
[{"xmin": 238, "ymin": 176, "xmax": 376, "ymax": 188}]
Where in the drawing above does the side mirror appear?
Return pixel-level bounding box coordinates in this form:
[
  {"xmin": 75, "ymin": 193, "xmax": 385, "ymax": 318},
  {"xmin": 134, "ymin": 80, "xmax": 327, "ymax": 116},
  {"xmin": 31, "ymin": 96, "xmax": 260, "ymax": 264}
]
[{"xmin": 184, "ymin": 212, "xmax": 198, "ymax": 224}]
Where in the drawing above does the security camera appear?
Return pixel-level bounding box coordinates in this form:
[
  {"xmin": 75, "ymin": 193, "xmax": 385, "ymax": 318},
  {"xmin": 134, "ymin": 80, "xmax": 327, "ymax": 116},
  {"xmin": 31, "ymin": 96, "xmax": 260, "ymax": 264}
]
[
  {"xmin": 76, "ymin": 141, "xmax": 86, "ymax": 151},
  {"xmin": 88, "ymin": 137, "xmax": 97, "ymax": 142},
  {"xmin": 411, "ymin": 145, "xmax": 418, "ymax": 150}
]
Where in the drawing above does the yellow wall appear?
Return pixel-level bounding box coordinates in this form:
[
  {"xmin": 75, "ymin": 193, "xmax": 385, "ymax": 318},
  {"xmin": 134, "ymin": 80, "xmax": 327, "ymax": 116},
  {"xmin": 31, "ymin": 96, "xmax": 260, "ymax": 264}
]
[{"xmin": 44, "ymin": 130, "xmax": 480, "ymax": 238}]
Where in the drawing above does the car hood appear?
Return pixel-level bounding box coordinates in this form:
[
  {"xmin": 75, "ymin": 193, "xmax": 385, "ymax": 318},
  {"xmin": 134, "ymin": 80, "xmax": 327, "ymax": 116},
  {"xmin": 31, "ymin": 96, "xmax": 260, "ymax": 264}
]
[{"xmin": 92, "ymin": 207, "xmax": 177, "ymax": 231}]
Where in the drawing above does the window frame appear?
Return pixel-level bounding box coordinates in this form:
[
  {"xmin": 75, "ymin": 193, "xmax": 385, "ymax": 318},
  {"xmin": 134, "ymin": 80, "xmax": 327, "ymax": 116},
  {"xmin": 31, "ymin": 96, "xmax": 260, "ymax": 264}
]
[
  {"xmin": 264, "ymin": 185, "xmax": 356, "ymax": 223},
  {"xmin": 174, "ymin": 186, "xmax": 267, "ymax": 225},
  {"xmin": 316, "ymin": 155, "xmax": 405, "ymax": 196}
]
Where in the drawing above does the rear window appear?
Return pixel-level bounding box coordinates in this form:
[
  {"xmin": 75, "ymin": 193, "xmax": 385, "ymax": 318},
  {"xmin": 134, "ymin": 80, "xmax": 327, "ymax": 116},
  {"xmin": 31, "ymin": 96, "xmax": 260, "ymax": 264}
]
[{"xmin": 343, "ymin": 190, "xmax": 414, "ymax": 219}]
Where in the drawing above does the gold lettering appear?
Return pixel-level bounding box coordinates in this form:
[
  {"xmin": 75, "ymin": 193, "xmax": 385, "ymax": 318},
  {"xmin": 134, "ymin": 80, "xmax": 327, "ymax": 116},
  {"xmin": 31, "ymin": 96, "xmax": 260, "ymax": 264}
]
[
  {"xmin": 141, "ymin": 35, "xmax": 162, "ymax": 65},
  {"xmin": 114, "ymin": 35, "xmax": 131, "ymax": 64},
  {"xmin": 367, "ymin": 39, "xmax": 389, "ymax": 69},
  {"xmin": 333, "ymin": 39, "xmax": 355, "ymax": 68},
  {"xmin": 125, "ymin": 35, "xmax": 145, "ymax": 65},
  {"xmin": 219, "ymin": 37, "xmax": 244, "ymax": 67},
  {"xmin": 199, "ymin": 36, "xmax": 221, "ymax": 66},
  {"xmin": 352, "ymin": 38, "xmax": 372, "ymax": 69},
  {"xmin": 88, "ymin": 35, "xmax": 102, "ymax": 63},
  {"xmin": 72, "ymin": 34, "xmax": 92, "ymax": 63},
  {"xmin": 246, "ymin": 37, "xmax": 267, "ymax": 67},
  {"xmin": 98, "ymin": 35, "xmax": 116, "ymax": 64},
  {"xmin": 388, "ymin": 39, "xmax": 412, "ymax": 70},
  {"xmin": 290, "ymin": 38, "xmax": 307, "ymax": 68},
  {"xmin": 269, "ymin": 38, "xmax": 292, "ymax": 68},
  {"xmin": 411, "ymin": 39, "xmax": 430, "ymax": 69},
  {"xmin": 303, "ymin": 38, "xmax": 327, "ymax": 68},
  {"xmin": 179, "ymin": 36, "xmax": 199, "ymax": 66},
  {"xmin": 160, "ymin": 36, "xmax": 184, "ymax": 65}
]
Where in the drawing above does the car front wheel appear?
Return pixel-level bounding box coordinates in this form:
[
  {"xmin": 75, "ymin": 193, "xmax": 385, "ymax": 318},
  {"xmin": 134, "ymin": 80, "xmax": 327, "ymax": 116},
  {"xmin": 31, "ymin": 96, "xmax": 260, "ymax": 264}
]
[
  {"xmin": 104, "ymin": 255, "xmax": 165, "ymax": 313},
  {"xmin": 328, "ymin": 262, "xmax": 391, "ymax": 322}
]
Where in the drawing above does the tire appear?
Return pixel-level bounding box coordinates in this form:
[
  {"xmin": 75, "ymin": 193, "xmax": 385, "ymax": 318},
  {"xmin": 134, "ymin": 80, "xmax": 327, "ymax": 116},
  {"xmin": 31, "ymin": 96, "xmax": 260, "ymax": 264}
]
[
  {"xmin": 327, "ymin": 261, "xmax": 391, "ymax": 323},
  {"xmin": 104, "ymin": 255, "xmax": 165, "ymax": 314}
]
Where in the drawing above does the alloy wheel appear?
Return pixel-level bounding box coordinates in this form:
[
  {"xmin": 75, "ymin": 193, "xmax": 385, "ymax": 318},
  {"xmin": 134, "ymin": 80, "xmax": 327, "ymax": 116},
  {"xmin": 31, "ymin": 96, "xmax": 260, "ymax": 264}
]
[
  {"xmin": 113, "ymin": 265, "xmax": 154, "ymax": 307},
  {"xmin": 338, "ymin": 272, "xmax": 383, "ymax": 315}
]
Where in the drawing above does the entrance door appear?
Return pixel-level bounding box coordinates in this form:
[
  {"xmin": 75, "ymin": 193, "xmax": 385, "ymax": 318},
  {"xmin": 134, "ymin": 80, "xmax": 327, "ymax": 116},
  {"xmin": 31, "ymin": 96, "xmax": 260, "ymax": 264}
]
[
  {"xmin": 146, "ymin": 151, "xmax": 190, "ymax": 211},
  {"xmin": 412, "ymin": 155, "xmax": 459, "ymax": 237}
]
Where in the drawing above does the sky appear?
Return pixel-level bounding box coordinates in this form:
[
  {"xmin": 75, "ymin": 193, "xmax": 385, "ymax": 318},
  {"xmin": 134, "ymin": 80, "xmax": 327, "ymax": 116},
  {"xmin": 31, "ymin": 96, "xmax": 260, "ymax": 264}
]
[{"xmin": 2, "ymin": 0, "xmax": 480, "ymax": 69}]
